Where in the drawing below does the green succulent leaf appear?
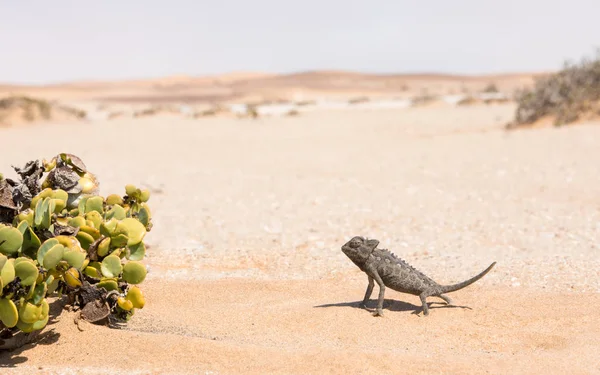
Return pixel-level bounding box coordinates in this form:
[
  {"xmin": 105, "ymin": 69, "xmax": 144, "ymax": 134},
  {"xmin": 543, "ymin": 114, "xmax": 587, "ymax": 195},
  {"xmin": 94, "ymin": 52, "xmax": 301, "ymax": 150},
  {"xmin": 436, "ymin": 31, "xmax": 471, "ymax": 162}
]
[
  {"xmin": 31, "ymin": 283, "xmax": 48, "ymax": 305},
  {"xmin": 50, "ymin": 198, "xmax": 66, "ymax": 214},
  {"xmin": 105, "ymin": 204, "xmax": 127, "ymax": 221},
  {"xmin": 125, "ymin": 184, "xmax": 137, "ymax": 196},
  {"xmin": 37, "ymin": 238, "xmax": 60, "ymax": 265},
  {"xmin": 68, "ymin": 216, "xmax": 86, "ymax": 228},
  {"xmin": 0, "ymin": 298, "xmax": 19, "ymax": 328},
  {"xmin": 15, "ymin": 210, "xmax": 34, "ymax": 226},
  {"xmin": 127, "ymin": 242, "xmax": 146, "ymax": 261},
  {"xmin": 63, "ymin": 249, "xmax": 87, "ymax": 270},
  {"xmin": 84, "ymin": 265, "xmax": 101, "ymax": 279},
  {"xmin": 47, "ymin": 278, "xmax": 60, "ymax": 294},
  {"xmin": 100, "ymin": 218, "xmax": 118, "ymax": 237},
  {"xmin": 42, "ymin": 244, "xmax": 65, "ymax": 270},
  {"xmin": 122, "ymin": 261, "xmax": 147, "ymax": 284},
  {"xmin": 1, "ymin": 259, "xmax": 16, "ymax": 286},
  {"xmin": 139, "ymin": 189, "xmax": 150, "ymax": 203},
  {"xmin": 79, "ymin": 225, "xmax": 101, "ymax": 240},
  {"xmin": 0, "ymin": 225, "xmax": 24, "ymax": 255},
  {"xmin": 101, "ymin": 255, "xmax": 123, "ymax": 278},
  {"xmin": 97, "ymin": 237, "xmax": 111, "ymax": 257},
  {"xmin": 85, "ymin": 211, "xmax": 103, "ymax": 229},
  {"xmin": 138, "ymin": 206, "xmax": 151, "ymax": 228},
  {"xmin": 78, "ymin": 196, "xmax": 90, "ymax": 215},
  {"xmin": 126, "ymin": 286, "xmax": 145, "ymax": 309},
  {"xmin": 33, "ymin": 197, "xmax": 53, "ymax": 229},
  {"xmin": 17, "ymin": 220, "xmax": 29, "ymax": 235},
  {"xmin": 21, "ymin": 226, "xmax": 42, "ymax": 259},
  {"xmin": 30, "ymin": 188, "xmax": 52, "ymax": 211},
  {"xmin": 14, "ymin": 259, "xmax": 39, "ymax": 286},
  {"xmin": 85, "ymin": 196, "xmax": 104, "ymax": 215},
  {"xmin": 18, "ymin": 302, "xmax": 42, "ymax": 324},
  {"xmin": 97, "ymin": 279, "xmax": 119, "ymax": 291},
  {"xmin": 32, "ymin": 314, "xmax": 49, "ymax": 331},
  {"xmin": 75, "ymin": 231, "xmax": 95, "ymax": 250},
  {"xmin": 105, "ymin": 194, "xmax": 123, "ymax": 206},
  {"xmin": 51, "ymin": 189, "xmax": 69, "ymax": 202},
  {"xmin": 110, "ymin": 234, "xmax": 129, "ymax": 248},
  {"xmin": 115, "ymin": 218, "xmax": 146, "ymax": 246}
]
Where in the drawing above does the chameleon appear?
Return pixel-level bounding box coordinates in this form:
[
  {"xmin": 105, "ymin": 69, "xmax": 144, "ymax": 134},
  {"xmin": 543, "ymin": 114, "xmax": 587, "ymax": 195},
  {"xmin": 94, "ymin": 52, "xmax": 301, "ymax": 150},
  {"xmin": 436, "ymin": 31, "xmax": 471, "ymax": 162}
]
[{"xmin": 341, "ymin": 236, "xmax": 496, "ymax": 317}]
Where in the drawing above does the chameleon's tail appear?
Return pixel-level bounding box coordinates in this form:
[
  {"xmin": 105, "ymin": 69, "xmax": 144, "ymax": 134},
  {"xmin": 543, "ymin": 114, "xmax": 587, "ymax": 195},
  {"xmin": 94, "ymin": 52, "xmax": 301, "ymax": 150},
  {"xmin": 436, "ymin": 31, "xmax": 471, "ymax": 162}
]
[{"xmin": 440, "ymin": 262, "xmax": 496, "ymax": 293}]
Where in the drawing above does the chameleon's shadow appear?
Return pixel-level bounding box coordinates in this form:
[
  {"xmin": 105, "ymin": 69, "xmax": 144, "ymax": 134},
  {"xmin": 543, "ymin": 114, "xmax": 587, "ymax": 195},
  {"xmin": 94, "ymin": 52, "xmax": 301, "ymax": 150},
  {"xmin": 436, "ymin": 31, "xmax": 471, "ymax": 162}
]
[{"xmin": 314, "ymin": 299, "xmax": 472, "ymax": 315}]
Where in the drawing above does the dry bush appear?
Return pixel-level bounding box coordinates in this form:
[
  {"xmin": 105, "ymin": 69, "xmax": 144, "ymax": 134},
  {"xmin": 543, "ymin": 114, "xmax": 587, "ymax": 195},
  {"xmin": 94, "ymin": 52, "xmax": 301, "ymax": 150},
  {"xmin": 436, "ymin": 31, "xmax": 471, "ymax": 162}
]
[
  {"xmin": 295, "ymin": 100, "xmax": 316, "ymax": 106},
  {"xmin": 0, "ymin": 96, "xmax": 86, "ymax": 125},
  {"xmin": 348, "ymin": 96, "xmax": 370, "ymax": 104},
  {"xmin": 411, "ymin": 89, "xmax": 438, "ymax": 106},
  {"xmin": 482, "ymin": 82, "xmax": 499, "ymax": 93},
  {"xmin": 509, "ymin": 49, "xmax": 600, "ymax": 128},
  {"xmin": 456, "ymin": 96, "xmax": 480, "ymax": 106}
]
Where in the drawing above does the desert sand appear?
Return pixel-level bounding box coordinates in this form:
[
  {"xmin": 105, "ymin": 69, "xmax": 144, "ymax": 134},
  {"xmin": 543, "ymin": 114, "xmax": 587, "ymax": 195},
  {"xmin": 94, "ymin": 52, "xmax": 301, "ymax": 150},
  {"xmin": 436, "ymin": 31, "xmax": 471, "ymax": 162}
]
[
  {"xmin": 0, "ymin": 70, "xmax": 538, "ymax": 105},
  {"xmin": 1, "ymin": 92, "xmax": 599, "ymax": 374}
]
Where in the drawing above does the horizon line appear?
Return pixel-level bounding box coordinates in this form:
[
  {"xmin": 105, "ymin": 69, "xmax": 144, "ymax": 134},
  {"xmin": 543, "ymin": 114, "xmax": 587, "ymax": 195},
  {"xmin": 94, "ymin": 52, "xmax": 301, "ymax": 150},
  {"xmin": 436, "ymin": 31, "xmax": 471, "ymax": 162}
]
[{"xmin": 0, "ymin": 68, "xmax": 552, "ymax": 87}]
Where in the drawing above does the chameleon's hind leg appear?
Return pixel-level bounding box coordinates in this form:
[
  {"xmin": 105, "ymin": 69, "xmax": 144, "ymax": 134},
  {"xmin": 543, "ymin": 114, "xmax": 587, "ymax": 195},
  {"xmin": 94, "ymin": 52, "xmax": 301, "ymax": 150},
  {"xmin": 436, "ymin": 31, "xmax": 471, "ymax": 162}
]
[
  {"xmin": 438, "ymin": 294, "xmax": 453, "ymax": 305},
  {"xmin": 419, "ymin": 293, "xmax": 430, "ymax": 316},
  {"xmin": 360, "ymin": 276, "xmax": 374, "ymax": 309}
]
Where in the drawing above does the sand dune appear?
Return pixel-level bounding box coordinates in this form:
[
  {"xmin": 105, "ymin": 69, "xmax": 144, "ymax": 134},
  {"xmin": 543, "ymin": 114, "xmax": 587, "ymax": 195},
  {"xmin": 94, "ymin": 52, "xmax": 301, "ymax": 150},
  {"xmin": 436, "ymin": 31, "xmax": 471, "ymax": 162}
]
[{"xmin": 0, "ymin": 70, "xmax": 542, "ymax": 105}]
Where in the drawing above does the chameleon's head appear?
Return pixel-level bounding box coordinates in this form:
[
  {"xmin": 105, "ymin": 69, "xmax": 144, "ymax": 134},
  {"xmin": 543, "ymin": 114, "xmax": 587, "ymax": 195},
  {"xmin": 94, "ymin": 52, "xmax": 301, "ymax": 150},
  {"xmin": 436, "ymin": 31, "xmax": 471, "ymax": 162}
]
[{"xmin": 341, "ymin": 236, "xmax": 380, "ymax": 267}]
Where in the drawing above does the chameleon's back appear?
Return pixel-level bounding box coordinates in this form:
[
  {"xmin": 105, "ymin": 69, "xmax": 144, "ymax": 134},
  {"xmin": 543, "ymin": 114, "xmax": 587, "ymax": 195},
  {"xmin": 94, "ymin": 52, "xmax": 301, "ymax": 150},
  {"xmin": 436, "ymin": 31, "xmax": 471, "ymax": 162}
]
[{"xmin": 369, "ymin": 248, "xmax": 440, "ymax": 295}]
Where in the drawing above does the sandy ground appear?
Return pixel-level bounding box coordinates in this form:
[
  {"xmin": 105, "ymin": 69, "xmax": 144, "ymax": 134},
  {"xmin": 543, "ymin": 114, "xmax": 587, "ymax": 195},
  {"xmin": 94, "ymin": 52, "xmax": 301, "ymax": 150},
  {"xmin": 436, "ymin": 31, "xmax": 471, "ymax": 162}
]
[{"xmin": 1, "ymin": 103, "xmax": 599, "ymax": 374}]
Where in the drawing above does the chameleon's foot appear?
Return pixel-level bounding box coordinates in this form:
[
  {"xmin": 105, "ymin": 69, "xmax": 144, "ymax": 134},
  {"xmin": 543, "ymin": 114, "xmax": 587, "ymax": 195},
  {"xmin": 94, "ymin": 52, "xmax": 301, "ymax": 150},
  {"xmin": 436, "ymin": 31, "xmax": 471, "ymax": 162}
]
[
  {"xmin": 419, "ymin": 293, "xmax": 430, "ymax": 316},
  {"xmin": 372, "ymin": 309, "xmax": 384, "ymax": 317},
  {"xmin": 439, "ymin": 294, "xmax": 454, "ymax": 306}
]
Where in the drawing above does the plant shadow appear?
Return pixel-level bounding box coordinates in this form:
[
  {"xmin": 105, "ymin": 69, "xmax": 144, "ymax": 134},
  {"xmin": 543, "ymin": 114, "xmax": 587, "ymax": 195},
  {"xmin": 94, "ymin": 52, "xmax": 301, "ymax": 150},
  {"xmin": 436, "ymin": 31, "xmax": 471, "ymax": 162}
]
[{"xmin": 0, "ymin": 297, "xmax": 66, "ymax": 367}]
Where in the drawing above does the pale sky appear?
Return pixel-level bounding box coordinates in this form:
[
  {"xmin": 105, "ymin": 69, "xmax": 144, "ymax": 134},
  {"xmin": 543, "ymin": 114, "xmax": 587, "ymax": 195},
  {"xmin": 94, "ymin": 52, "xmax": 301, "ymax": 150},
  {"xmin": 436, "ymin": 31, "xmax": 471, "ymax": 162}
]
[{"xmin": 1, "ymin": 0, "xmax": 598, "ymax": 84}]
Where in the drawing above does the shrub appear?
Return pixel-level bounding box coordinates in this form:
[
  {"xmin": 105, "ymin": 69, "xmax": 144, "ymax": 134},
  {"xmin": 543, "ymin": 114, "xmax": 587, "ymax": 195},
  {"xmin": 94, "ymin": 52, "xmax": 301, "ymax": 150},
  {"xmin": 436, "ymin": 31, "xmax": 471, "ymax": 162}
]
[
  {"xmin": 247, "ymin": 104, "xmax": 259, "ymax": 119},
  {"xmin": 482, "ymin": 82, "xmax": 499, "ymax": 93},
  {"xmin": 0, "ymin": 153, "xmax": 152, "ymax": 349},
  {"xmin": 411, "ymin": 89, "xmax": 438, "ymax": 106},
  {"xmin": 348, "ymin": 97, "xmax": 370, "ymax": 105},
  {"xmin": 0, "ymin": 96, "xmax": 87, "ymax": 125},
  {"xmin": 510, "ymin": 49, "xmax": 600, "ymax": 127}
]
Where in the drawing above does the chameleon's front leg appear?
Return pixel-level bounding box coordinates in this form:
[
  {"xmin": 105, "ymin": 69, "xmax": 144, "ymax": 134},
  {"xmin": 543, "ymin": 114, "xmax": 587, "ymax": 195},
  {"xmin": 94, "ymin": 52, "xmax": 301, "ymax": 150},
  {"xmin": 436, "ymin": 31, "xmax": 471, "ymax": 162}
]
[
  {"xmin": 419, "ymin": 293, "xmax": 430, "ymax": 316},
  {"xmin": 360, "ymin": 276, "xmax": 374, "ymax": 308},
  {"xmin": 372, "ymin": 273, "xmax": 386, "ymax": 317}
]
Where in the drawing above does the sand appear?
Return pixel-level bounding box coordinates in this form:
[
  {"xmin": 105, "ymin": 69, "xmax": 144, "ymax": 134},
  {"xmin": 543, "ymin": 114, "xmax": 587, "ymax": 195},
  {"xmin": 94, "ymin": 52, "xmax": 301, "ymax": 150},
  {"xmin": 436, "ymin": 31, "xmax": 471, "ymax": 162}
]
[
  {"xmin": 1, "ymin": 103, "xmax": 599, "ymax": 374},
  {"xmin": 0, "ymin": 70, "xmax": 538, "ymax": 104}
]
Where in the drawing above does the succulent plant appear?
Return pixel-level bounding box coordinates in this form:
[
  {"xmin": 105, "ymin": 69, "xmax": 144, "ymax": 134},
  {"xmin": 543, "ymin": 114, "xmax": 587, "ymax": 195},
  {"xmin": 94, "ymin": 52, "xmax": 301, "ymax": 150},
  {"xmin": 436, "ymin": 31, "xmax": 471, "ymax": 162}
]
[{"xmin": 0, "ymin": 153, "xmax": 153, "ymax": 349}]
